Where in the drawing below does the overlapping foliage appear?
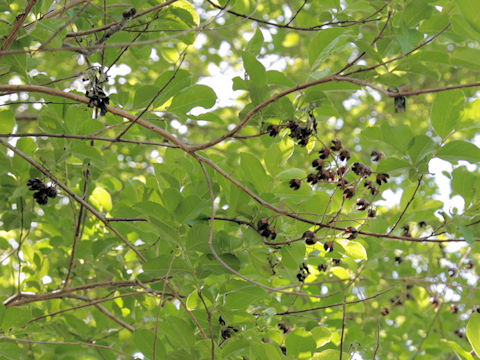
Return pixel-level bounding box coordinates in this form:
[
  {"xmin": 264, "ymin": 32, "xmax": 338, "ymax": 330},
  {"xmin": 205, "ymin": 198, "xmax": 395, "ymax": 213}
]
[{"xmin": 1, "ymin": 0, "xmax": 480, "ymax": 359}]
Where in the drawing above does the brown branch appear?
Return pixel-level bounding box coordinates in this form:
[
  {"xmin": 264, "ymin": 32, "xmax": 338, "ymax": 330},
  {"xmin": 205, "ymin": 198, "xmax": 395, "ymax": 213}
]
[
  {"xmin": 64, "ymin": 167, "xmax": 90, "ymax": 288},
  {"xmin": 275, "ymin": 287, "xmax": 396, "ymax": 315},
  {"xmin": 343, "ymin": 23, "xmax": 451, "ymax": 76},
  {"xmin": 0, "ymin": 139, "xmax": 146, "ymax": 262},
  {"xmin": 0, "ymin": 336, "xmax": 134, "ymax": 358},
  {"xmin": 0, "ymin": 0, "xmax": 38, "ymax": 60},
  {"xmin": 0, "ymin": 132, "xmax": 177, "ymax": 147},
  {"xmin": 65, "ymin": 0, "xmax": 179, "ymax": 38},
  {"xmin": 205, "ymin": 0, "xmax": 386, "ymax": 32},
  {"xmin": 3, "ymin": 277, "xmax": 170, "ymax": 307},
  {"xmin": 69, "ymin": 294, "xmax": 135, "ymax": 332},
  {"xmin": 373, "ymin": 318, "xmax": 380, "ymax": 359},
  {"xmin": 388, "ymin": 176, "xmax": 423, "ymax": 235}
]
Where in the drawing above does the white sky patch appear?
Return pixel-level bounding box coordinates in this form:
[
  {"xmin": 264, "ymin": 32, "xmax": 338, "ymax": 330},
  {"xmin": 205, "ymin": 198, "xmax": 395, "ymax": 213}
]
[{"xmin": 42, "ymin": 275, "xmax": 52, "ymax": 284}]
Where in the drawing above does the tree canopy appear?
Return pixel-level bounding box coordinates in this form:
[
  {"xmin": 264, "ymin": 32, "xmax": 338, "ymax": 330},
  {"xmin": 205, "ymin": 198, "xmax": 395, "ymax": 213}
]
[{"xmin": 1, "ymin": 0, "xmax": 480, "ymax": 359}]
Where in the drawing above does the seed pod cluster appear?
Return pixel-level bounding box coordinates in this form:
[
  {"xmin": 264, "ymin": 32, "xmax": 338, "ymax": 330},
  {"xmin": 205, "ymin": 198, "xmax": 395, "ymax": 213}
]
[
  {"xmin": 257, "ymin": 218, "xmax": 277, "ymax": 240},
  {"xmin": 26, "ymin": 178, "xmax": 57, "ymax": 205},
  {"xmin": 296, "ymin": 263, "xmax": 309, "ymax": 282}
]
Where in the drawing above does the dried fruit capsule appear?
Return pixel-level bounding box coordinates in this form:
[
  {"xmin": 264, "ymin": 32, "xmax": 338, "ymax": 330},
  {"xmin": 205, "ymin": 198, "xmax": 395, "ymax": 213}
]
[
  {"xmin": 307, "ymin": 173, "xmax": 319, "ymax": 185},
  {"xmin": 318, "ymin": 264, "xmax": 328, "ymax": 272},
  {"xmin": 381, "ymin": 307, "xmax": 389, "ymax": 316},
  {"xmin": 343, "ymin": 187, "xmax": 355, "ymax": 199},
  {"xmin": 356, "ymin": 198, "xmax": 369, "ymax": 211},
  {"xmin": 345, "ymin": 226, "xmax": 358, "ymax": 240},
  {"xmin": 332, "ymin": 258, "xmax": 341, "ymax": 265},
  {"xmin": 267, "ymin": 124, "xmax": 280, "ymax": 137},
  {"xmin": 257, "ymin": 218, "xmax": 269, "ymax": 231},
  {"xmin": 450, "ymin": 305, "xmax": 459, "ymax": 314},
  {"xmin": 312, "ymin": 158, "xmax": 324, "ymax": 169},
  {"xmin": 371, "ymin": 150, "xmax": 385, "ymax": 162},
  {"xmin": 324, "ymin": 241, "xmax": 334, "ymax": 252},
  {"xmin": 33, "ymin": 191, "xmax": 48, "ymax": 205},
  {"xmin": 367, "ymin": 208, "xmax": 376, "ymax": 218},
  {"xmin": 318, "ymin": 147, "xmax": 331, "ymax": 159},
  {"xmin": 45, "ymin": 186, "xmax": 57, "ymax": 198},
  {"xmin": 303, "ymin": 231, "xmax": 317, "ymax": 245},
  {"xmin": 27, "ymin": 178, "xmax": 46, "ymax": 191},
  {"xmin": 330, "ymin": 139, "xmax": 342, "ymax": 151},
  {"xmin": 339, "ymin": 149, "xmax": 350, "ymax": 161},
  {"xmin": 376, "ymin": 173, "xmax": 390, "ymax": 185},
  {"xmin": 289, "ymin": 178, "xmax": 301, "ymax": 190}
]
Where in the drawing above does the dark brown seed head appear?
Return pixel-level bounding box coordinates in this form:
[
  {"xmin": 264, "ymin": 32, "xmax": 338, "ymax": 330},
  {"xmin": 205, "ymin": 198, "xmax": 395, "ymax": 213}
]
[
  {"xmin": 318, "ymin": 264, "xmax": 328, "ymax": 272},
  {"xmin": 343, "ymin": 187, "xmax": 355, "ymax": 199},
  {"xmin": 289, "ymin": 178, "xmax": 301, "ymax": 190},
  {"xmin": 330, "ymin": 139, "xmax": 342, "ymax": 151},
  {"xmin": 376, "ymin": 173, "xmax": 390, "ymax": 185},
  {"xmin": 345, "ymin": 226, "xmax": 358, "ymax": 239},
  {"xmin": 332, "ymin": 258, "xmax": 341, "ymax": 265},
  {"xmin": 450, "ymin": 304, "xmax": 459, "ymax": 314},
  {"xmin": 371, "ymin": 150, "xmax": 385, "ymax": 162},
  {"xmin": 307, "ymin": 173, "xmax": 319, "ymax": 185},
  {"xmin": 312, "ymin": 158, "xmax": 324, "ymax": 170},
  {"xmin": 303, "ymin": 231, "xmax": 317, "ymax": 245},
  {"xmin": 339, "ymin": 149, "xmax": 350, "ymax": 161},
  {"xmin": 318, "ymin": 147, "xmax": 331, "ymax": 159},
  {"xmin": 324, "ymin": 241, "xmax": 334, "ymax": 252},
  {"xmin": 356, "ymin": 198, "xmax": 369, "ymax": 211},
  {"xmin": 257, "ymin": 218, "xmax": 269, "ymax": 231},
  {"xmin": 267, "ymin": 124, "xmax": 280, "ymax": 137},
  {"xmin": 367, "ymin": 208, "xmax": 376, "ymax": 218},
  {"xmin": 381, "ymin": 307, "xmax": 389, "ymax": 316}
]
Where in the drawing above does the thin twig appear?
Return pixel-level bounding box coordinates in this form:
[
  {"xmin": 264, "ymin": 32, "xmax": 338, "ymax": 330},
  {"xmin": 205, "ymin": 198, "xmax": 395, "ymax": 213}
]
[
  {"xmin": 340, "ymin": 296, "xmax": 347, "ymax": 360},
  {"xmin": 0, "ymin": 336, "xmax": 135, "ymax": 358},
  {"xmin": 388, "ymin": 176, "xmax": 423, "ymax": 235},
  {"xmin": 0, "ymin": 0, "xmax": 38, "ymax": 60},
  {"xmin": 0, "ymin": 139, "xmax": 146, "ymax": 262}
]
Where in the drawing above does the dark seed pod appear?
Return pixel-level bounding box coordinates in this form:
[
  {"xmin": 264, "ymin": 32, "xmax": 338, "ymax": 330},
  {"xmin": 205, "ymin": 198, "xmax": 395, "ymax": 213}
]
[
  {"xmin": 122, "ymin": 8, "xmax": 137, "ymax": 19},
  {"xmin": 303, "ymin": 231, "xmax": 317, "ymax": 245},
  {"xmin": 324, "ymin": 241, "xmax": 334, "ymax": 252},
  {"xmin": 260, "ymin": 228, "xmax": 271, "ymax": 238},
  {"xmin": 312, "ymin": 158, "xmax": 324, "ymax": 170},
  {"xmin": 267, "ymin": 124, "xmax": 280, "ymax": 137},
  {"xmin": 356, "ymin": 198, "xmax": 369, "ymax": 211},
  {"xmin": 369, "ymin": 186, "xmax": 379, "ymax": 196},
  {"xmin": 27, "ymin": 178, "xmax": 46, "ymax": 191},
  {"xmin": 332, "ymin": 258, "xmax": 341, "ymax": 265},
  {"xmin": 381, "ymin": 307, "xmax": 389, "ymax": 316},
  {"xmin": 465, "ymin": 260, "xmax": 474, "ymax": 269},
  {"xmin": 352, "ymin": 162, "xmax": 372, "ymax": 177},
  {"xmin": 280, "ymin": 346, "xmax": 287, "ymax": 355},
  {"xmin": 418, "ymin": 221, "xmax": 427, "ymax": 228},
  {"xmin": 406, "ymin": 284, "xmax": 413, "ymax": 290},
  {"xmin": 278, "ymin": 322, "xmax": 290, "ymax": 334},
  {"xmin": 289, "ymin": 178, "xmax": 301, "ymax": 190},
  {"xmin": 330, "ymin": 139, "xmax": 342, "ymax": 151},
  {"xmin": 296, "ymin": 272, "xmax": 306, "ymax": 282},
  {"xmin": 286, "ymin": 120, "xmax": 299, "ymax": 131},
  {"xmin": 406, "ymin": 292, "xmax": 414, "ymax": 300},
  {"xmin": 257, "ymin": 218, "xmax": 269, "ymax": 231},
  {"xmin": 402, "ymin": 225, "xmax": 411, "ymax": 237},
  {"xmin": 339, "ymin": 149, "xmax": 350, "ymax": 161},
  {"xmin": 454, "ymin": 329, "xmax": 464, "ymax": 338},
  {"xmin": 345, "ymin": 226, "xmax": 358, "ymax": 240},
  {"xmin": 431, "ymin": 297, "xmax": 439, "ymax": 309},
  {"xmin": 219, "ymin": 316, "xmax": 226, "ymax": 326},
  {"xmin": 394, "ymin": 96, "xmax": 406, "ymax": 113},
  {"xmin": 364, "ymin": 180, "xmax": 374, "ymax": 188},
  {"xmin": 318, "ymin": 264, "xmax": 328, "ymax": 272},
  {"xmin": 394, "ymin": 256, "xmax": 403, "ymax": 264},
  {"xmin": 447, "ymin": 268, "xmax": 457, "ymax": 277},
  {"xmin": 33, "ymin": 191, "xmax": 48, "ymax": 205},
  {"xmin": 450, "ymin": 305, "xmax": 459, "ymax": 314},
  {"xmin": 337, "ymin": 166, "xmax": 347, "ymax": 176},
  {"xmin": 371, "ymin": 150, "xmax": 385, "ymax": 162},
  {"xmin": 318, "ymin": 147, "xmax": 331, "ymax": 159},
  {"xmin": 343, "ymin": 187, "xmax": 355, "ymax": 199},
  {"xmin": 307, "ymin": 173, "xmax": 319, "ymax": 185},
  {"xmin": 367, "ymin": 208, "xmax": 377, "ymax": 218},
  {"xmin": 376, "ymin": 173, "xmax": 390, "ymax": 185},
  {"xmin": 45, "ymin": 186, "xmax": 57, "ymax": 198},
  {"xmin": 269, "ymin": 228, "xmax": 277, "ymax": 240}
]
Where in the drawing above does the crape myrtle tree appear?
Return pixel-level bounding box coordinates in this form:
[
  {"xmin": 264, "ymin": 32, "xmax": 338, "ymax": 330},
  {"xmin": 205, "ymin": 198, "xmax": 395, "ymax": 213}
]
[{"xmin": 0, "ymin": 0, "xmax": 480, "ymax": 359}]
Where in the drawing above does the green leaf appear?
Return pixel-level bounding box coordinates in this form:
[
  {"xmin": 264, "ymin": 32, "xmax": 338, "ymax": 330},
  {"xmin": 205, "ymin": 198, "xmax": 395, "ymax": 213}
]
[
  {"xmin": 240, "ymin": 152, "xmax": 270, "ymax": 193},
  {"xmin": 309, "ymin": 28, "xmax": 347, "ymax": 68},
  {"xmin": 242, "ymin": 51, "xmax": 267, "ymax": 85},
  {"xmin": 0, "ymin": 110, "xmax": 15, "ymax": 133},
  {"xmin": 245, "ymin": 28, "xmax": 264, "ymax": 55},
  {"xmin": 442, "ymin": 339, "xmax": 474, "ymax": 360},
  {"xmin": 267, "ymin": 70, "xmax": 296, "ymax": 87},
  {"xmin": 455, "ymin": 0, "xmax": 480, "ymax": 34},
  {"xmin": 431, "ymin": 90, "xmax": 464, "ymax": 138},
  {"xmin": 408, "ymin": 135, "xmax": 437, "ymax": 164},
  {"xmin": 437, "ymin": 140, "xmax": 480, "ymax": 164},
  {"xmin": 344, "ymin": 241, "xmax": 367, "ymax": 260},
  {"xmin": 381, "ymin": 123, "xmax": 413, "ymax": 152},
  {"xmin": 377, "ymin": 157, "xmax": 411, "ymax": 173},
  {"xmin": 311, "ymin": 327, "xmax": 332, "ymax": 348},
  {"xmin": 285, "ymin": 328, "xmax": 317, "ymax": 357},
  {"xmin": 169, "ymin": 84, "xmax": 217, "ymax": 114},
  {"xmin": 452, "ymin": 166, "xmax": 477, "ymax": 203},
  {"xmin": 466, "ymin": 313, "xmax": 480, "ymax": 356},
  {"xmin": 89, "ymin": 186, "xmax": 112, "ymax": 211}
]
